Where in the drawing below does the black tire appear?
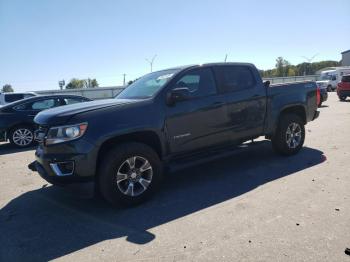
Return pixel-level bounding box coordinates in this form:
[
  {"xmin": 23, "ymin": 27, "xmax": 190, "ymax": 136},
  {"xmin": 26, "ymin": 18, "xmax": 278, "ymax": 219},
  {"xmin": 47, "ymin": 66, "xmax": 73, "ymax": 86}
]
[
  {"xmin": 318, "ymin": 101, "xmax": 322, "ymax": 107},
  {"xmin": 9, "ymin": 126, "xmax": 35, "ymax": 148},
  {"xmin": 339, "ymin": 96, "xmax": 346, "ymax": 101},
  {"xmin": 271, "ymin": 114, "xmax": 305, "ymax": 156},
  {"xmin": 98, "ymin": 142, "xmax": 163, "ymax": 207},
  {"xmin": 327, "ymin": 85, "xmax": 332, "ymax": 92}
]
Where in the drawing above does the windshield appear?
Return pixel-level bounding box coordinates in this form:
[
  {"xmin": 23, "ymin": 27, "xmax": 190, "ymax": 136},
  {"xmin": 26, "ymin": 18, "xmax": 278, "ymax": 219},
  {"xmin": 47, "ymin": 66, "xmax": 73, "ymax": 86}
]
[
  {"xmin": 321, "ymin": 74, "xmax": 332, "ymax": 80},
  {"xmin": 117, "ymin": 69, "xmax": 179, "ymax": 99}
]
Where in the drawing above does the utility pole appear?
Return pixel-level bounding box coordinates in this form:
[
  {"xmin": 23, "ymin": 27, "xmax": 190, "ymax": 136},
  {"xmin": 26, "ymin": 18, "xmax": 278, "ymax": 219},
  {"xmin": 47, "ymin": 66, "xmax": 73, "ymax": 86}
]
[
  {"xmin": 146, "ymin": 55, "xmax": 157, "ymax": 72},
  {"xmin": 123, "ymin": 74, "xmax": 126, "ymax": 86}
]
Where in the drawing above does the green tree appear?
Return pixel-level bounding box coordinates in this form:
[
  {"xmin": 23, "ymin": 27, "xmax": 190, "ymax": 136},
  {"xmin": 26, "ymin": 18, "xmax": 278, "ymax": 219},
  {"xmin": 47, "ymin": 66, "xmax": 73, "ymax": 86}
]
[
  {"xmin": 1, "ymin": 84, "xmax": 14, "ymax": 93},
  {"xmin": 84, "ymin": 78, "xmax": 99, "ymax": 88},
  {"xmin": 66, "ymin": 78, "xmax": 85, "ymax": 89},
  {"xmin": 66, "ymin": 78, "xmax": 99, "ymax": 89},
  {"xmin": 275, "ymin": 57, "xmax": 291, "ymax": 77},
  {"xmin": 287, "ymin": 68, "xmax": 296, "ymax": 76}
]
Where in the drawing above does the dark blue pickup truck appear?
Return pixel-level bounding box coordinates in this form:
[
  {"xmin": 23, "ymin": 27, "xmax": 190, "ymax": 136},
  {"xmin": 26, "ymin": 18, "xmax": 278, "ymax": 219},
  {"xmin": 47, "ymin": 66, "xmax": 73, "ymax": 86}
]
[{"xmin": 29, "ymin": 63, "xmax": 319, "ymax": 206}]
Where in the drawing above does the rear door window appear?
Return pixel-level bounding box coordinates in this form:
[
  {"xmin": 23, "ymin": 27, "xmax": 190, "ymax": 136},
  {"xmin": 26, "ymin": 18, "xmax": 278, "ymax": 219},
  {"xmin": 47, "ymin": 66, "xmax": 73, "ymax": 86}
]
[
  {"xmin": 4, "ymin": 94, "xmax": 24, "ymax": 103},
  {"xmin": 342, "ymin": 75, "xmax": 350, "ymax": 82},
  {"xmin": 31, "ymin": 98, "xmax": 60, "ymax": 110},
  {"xmin": 214, "ymin": 66, "xmax": 256, "ymax": 93}
]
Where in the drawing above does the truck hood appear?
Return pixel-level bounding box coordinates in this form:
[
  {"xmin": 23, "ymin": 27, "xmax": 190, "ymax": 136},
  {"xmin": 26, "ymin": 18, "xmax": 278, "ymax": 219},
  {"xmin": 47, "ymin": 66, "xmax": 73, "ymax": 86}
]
[{"xmin": 34, "ymin": 98, "xmax": 141, "ymax": 126}]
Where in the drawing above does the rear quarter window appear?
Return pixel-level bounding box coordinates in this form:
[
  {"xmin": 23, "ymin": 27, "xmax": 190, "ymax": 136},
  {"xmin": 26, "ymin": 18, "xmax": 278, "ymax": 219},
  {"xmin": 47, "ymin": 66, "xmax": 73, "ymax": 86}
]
[{"xmin": 342, "ymin": 75, "xmax": 350, "ymax": 82}]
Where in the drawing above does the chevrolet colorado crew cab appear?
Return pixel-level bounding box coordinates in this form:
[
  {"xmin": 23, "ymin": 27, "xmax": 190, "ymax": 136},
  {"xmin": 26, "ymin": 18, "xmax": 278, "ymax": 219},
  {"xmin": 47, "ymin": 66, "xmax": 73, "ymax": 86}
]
[{"xmin": 29, "ymin": 63, "xmax": 320, "ymax": 206}]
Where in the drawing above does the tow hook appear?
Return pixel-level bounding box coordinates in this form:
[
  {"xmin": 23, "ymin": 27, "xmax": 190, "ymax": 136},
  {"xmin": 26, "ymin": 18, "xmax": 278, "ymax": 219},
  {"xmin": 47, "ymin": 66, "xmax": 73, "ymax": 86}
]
[{"xmin": 28, "ymin": 161, "xmax": 37, "ymax": 172}]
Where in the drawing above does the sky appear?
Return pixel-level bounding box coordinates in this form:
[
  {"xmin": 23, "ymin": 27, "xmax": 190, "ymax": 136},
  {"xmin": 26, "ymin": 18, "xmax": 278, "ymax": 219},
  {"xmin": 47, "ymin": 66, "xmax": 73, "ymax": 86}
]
[{"xmin": 0, "ymin": 0, "xmax": 349, "ymax": 92}]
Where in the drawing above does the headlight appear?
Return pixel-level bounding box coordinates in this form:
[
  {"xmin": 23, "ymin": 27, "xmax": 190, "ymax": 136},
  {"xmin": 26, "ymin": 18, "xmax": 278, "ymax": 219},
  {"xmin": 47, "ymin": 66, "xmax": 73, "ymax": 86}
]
[{"xmin": 46, "ymin": 123, "xmax": 88, "ymax": 145}]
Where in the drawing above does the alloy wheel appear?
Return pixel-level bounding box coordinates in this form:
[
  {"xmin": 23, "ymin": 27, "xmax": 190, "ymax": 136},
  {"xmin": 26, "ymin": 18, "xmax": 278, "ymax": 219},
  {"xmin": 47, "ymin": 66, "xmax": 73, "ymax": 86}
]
[
  {"xmin": 116, "ymin": 156, "xmax": 153, "ymax": 197},
  {"xmin": 12, "ymin": 128, "xmax": 34, "ymax": 147},
  {"xmin": 285, "ymin": 123, "xmax": 302, "ymax": 149}
]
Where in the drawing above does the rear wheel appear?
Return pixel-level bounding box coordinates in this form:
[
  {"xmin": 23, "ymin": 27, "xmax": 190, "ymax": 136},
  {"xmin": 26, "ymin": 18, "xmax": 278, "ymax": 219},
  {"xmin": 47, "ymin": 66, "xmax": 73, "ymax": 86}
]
[
  {"xmin": 271, "ymin": 114, "xmax": 305, "ymax": 156},
  {"xmin": 98, "ymin": 142, "xmax": 163, "ymax": 207},
  {"xmin": 9, "ymin": 126, "xmax": 35, "ymax": 148},
  {"xmin": 327, "ymin": 85, "xmax": 332, "ymax": 92}
]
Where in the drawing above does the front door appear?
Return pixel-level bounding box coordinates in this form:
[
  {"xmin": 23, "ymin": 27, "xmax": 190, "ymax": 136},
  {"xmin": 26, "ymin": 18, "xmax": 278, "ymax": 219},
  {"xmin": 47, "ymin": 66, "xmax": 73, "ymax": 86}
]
[{"xmin": 165, "ymin": 67, "xmax": 229, "ymax": 155}]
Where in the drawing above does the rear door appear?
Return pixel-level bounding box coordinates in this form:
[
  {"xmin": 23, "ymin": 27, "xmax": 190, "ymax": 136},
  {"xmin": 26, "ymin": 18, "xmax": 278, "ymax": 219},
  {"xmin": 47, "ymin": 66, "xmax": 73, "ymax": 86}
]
[
  {"xmin": 165, "ymin": 67, "xmax": 230, "ymax": 155},
  {"xmin": 213, "ymin": 65, "xmax": 266, "ymax": 142}
]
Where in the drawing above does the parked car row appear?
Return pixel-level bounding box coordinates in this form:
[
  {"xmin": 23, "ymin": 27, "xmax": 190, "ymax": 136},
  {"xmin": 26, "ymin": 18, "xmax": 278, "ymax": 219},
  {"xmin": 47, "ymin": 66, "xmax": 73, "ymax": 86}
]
[
  {"xmin": 316, "ymin": 72, "xmax": 350, "ymax": 104},
  {"xmin": 0, "ymin": 95, "xmax": 91, "ymax": 147},
  {"xmin": 318, "ymin": 66, "xmax": 350, "ymax": 92}
]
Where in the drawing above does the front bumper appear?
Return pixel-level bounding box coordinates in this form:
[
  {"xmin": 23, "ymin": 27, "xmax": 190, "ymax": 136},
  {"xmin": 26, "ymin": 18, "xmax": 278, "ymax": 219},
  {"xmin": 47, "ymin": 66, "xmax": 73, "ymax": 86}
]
[{"xmin": 29, "ymin": 138, "xmax": 98, "ymax": 185}]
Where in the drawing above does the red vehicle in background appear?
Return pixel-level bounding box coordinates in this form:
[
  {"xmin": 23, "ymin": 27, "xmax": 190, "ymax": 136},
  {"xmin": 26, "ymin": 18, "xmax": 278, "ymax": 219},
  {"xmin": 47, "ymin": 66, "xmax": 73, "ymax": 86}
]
[{"xmin": 337, "ymin": 75, "xmax": 350, "ymax": 101}]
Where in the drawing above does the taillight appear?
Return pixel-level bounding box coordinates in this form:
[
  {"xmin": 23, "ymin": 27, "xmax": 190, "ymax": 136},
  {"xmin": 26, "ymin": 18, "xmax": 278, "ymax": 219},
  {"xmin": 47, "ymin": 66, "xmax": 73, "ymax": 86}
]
[{"xmin": 316, "ymin": 87, "xmax": 321, "ymax": 106}]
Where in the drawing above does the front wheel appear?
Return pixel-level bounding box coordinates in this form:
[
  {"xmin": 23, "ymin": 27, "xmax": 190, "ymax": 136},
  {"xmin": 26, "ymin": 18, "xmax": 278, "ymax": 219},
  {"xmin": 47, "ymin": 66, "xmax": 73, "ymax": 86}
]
[
  {"xmin": 327, "ymin": 85, "xmax": 332, "ymax": 92},
  {"xmin": 98, "ymin": 142, "xmax": 163, "ymax": 207},
  {"xmin": 9, "ymin": 126, "xmax": 35, "ymax": 148},
  {"xmin": 271, "ymin": 114, "xmax": 305, "ymax": 156}
]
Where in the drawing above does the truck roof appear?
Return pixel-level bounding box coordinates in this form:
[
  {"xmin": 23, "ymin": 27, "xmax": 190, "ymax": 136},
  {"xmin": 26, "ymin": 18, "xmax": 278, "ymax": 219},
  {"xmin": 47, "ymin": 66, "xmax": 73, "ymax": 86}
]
[{"xmin": 163, "ymin": 62, "xmax": 256, "ymax": 72}]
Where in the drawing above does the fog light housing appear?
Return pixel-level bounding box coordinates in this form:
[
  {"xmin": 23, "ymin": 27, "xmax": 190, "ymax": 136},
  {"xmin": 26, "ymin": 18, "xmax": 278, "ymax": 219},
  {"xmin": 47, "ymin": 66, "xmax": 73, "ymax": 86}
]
[{"xmin": 50, "ymin": 161, "xmax": 75, "ymax": 176}]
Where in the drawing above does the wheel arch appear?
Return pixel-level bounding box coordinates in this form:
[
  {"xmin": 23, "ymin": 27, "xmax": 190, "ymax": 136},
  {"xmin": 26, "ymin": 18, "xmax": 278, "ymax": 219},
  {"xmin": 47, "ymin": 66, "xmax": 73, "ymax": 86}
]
[
  {"xmin": 278, "ymin": 105, "xmax": 307, "ymax": 125},
  {"xmin": 96, "ymin": 130, "xmax": 163, "ymax": 174}
]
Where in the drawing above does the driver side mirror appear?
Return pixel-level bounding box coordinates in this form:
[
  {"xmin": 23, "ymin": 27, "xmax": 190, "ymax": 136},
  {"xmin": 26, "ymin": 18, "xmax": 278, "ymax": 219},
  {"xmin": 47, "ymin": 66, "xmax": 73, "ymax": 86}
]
[
  {"xmin": 166, "ymin": 87, "xmax": 191, "ymax": 106},
  {"xmin": 264, "ymin": 80, "xmax": 271, "ymax": 88}
]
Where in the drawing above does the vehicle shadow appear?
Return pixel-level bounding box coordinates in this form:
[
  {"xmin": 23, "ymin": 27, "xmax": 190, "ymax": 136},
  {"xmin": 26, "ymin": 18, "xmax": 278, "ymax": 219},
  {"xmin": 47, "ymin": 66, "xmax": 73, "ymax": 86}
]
[
  {"xmin": 0, "ymin": 143, "xmax": 36, "ymax": 155},
  {"xmin": 0, "ymin": 141, "xmax": 326, "ymax": 261}
]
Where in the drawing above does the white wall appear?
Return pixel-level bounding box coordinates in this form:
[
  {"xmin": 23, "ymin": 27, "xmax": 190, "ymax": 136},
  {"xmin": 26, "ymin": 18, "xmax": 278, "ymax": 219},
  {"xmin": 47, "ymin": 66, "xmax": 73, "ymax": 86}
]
[
  {"xmin": 35, "ymin": 86, "xmax": 124, "ymax": 100},
  {"xmin": 34, "ymin": 75, "xmax": 321, "ymax": 100}
]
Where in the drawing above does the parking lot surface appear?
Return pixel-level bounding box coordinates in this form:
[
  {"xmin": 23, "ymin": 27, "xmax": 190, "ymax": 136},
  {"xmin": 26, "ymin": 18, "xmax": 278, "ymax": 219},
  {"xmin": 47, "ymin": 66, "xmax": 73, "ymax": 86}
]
[{"xmin": 1, "ymin": 93, "xmax": 350, "ymax": 262}]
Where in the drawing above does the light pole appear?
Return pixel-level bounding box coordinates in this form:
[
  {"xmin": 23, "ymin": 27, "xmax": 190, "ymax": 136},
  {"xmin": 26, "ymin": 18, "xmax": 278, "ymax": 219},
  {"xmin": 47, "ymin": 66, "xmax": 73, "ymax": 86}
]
[
  {"xmin": 122, "ymin": 74, "xmax": 126, "ymax": 86},
  {"xmin": 146, "ymin": 55, "xmax": 157, "ymax": 72},
  {"xmin": 58, "ymin": 80, "xmax": 65, "ymax": 90}
]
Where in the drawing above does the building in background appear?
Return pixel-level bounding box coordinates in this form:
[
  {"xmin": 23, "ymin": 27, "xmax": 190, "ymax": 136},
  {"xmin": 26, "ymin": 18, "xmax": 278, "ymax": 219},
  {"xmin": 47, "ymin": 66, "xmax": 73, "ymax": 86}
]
[{"xmin": 341, "ymin": 50, "xmax": 350, "ymax": 66}]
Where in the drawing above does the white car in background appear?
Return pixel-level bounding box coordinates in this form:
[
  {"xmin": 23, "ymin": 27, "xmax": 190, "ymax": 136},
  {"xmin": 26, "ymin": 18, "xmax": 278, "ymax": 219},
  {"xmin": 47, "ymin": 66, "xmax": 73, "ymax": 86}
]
[
  {"xmin": 319, "ymin": 67, "xmax": 350, "ymax": 91},
  {"xmin": 0, "ymin": 92, "xmax": 37, "ymax": 107}
]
